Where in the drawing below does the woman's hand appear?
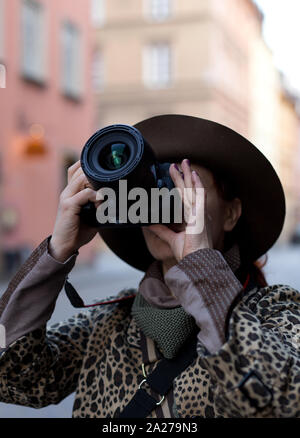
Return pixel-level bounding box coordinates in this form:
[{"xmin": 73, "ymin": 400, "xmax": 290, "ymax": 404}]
[
  {"xmin": 49, "ymin": 161, "xmax": 101, "ymax": 262},
  {"xmin": 148, "ymin": 159, "xmax": 213, "ymax": 262}
]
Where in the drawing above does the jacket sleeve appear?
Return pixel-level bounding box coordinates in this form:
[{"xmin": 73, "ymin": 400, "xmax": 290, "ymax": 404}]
[
  {"xmin": 164, "ymin": 248, "xmax": 244, "ymax": 353},
  {"xmin": 0, "ymin": 236, "xmax": 97, "ymax": 408},
  {"xmin": 165, "ymin": 249, "xmax": 300, "ymax": 417}
]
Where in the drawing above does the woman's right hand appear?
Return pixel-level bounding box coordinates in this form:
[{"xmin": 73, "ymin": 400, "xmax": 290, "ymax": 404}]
[{"xmin": 49, "ymin": 161, "xmax": 101, "ymax": 262}]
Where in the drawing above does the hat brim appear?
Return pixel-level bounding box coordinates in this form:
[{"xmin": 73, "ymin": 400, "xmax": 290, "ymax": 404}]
[{"xmin": 99, "ymin": 114, "xmax": 286, "ymax": 271}]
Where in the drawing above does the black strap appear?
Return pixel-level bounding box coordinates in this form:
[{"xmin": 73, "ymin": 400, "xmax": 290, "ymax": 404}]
[
  {"xmin": 118, "ymin": 388, "xmax": 158, "ymax": 419},
  {"xmin": 118, "ymin": 335, "xmax": 198, "ymax": 418},
  {"xmin": 64, "ymin": 278, "xmax": 136, "ymax": 308}
]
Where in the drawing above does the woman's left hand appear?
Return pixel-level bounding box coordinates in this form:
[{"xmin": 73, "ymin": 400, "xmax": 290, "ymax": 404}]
[{"xmin": 148, "ymin": 159, "xmax": 213, "ymax": 262}]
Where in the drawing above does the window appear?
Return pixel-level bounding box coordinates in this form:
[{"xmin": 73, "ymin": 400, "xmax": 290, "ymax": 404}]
[
  {"xmin": 91, "ymin": 0, "xmax": 105, "ymax": 27},
  {"xmin": 143, "ymin": 43, "xmax": 172, "ymax": 88},
  {"xmin": 92, "ymin": 49, "xmax": 104, "ymax": 91},
  {"xmin": 145, "ymin": 0, "xmax": 172, "ymax": 21},
  {"xmin": 0, "ymin": 0, "xmax": 5, "ymax": 61},
  {"xmin": 61, "ymin": 22, "xmax": 82, "ymax": 99},
  {"xmin": 62, "ymin": 153, "xmax": 79, "ymax": 189},
  {"xmin": 0, "ymin": 64, "xmax": 5, "ymax": 88},
  {"xmin": 21, "ymin": 0, "xmax": 46, "ymax": 83}
]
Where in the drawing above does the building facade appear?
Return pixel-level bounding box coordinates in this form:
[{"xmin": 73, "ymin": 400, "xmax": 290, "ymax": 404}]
[
  {"xmin": 92, "ymin": 0, "xmax": 300, "ymax": 246},
  {"xmin": 0, "ymin": 0, "xmax": 96, "ymax": 276},
  {"xmin": 277, "ymin": 86, "xmax": 300, "ymax": 241},
  {"xmin": 92, "ymin": 0, "xmax": 262, "ymax": 133},
  {"xmin": 248, "ymin": 28, "xmax": 300, "ymax": 243}
]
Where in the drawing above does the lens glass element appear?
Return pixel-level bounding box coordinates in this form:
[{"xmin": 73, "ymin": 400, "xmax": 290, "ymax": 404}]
[{"xmin": 100, "ymin": 143, "xmax": 129, "ymax": 170}]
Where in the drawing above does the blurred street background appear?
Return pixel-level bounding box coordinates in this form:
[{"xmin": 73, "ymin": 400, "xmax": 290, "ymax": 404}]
[{"xmin": 0, "ymin": 0, "xmax": 300, "ymax": 418}]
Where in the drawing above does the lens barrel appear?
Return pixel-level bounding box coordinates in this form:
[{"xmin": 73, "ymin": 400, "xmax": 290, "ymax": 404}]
[
  {"xmin": 81, "ymin": 124, "xmax": 156, "ymax": 192},
  {"xmin": 80, "ymin": 124, "xmax": 176, "ymax": 227}
]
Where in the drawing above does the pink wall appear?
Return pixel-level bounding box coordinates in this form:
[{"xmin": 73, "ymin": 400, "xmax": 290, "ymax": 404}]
[{"xmin": 0, "ymin": 0, "xmax": 96, "ymax": 260}]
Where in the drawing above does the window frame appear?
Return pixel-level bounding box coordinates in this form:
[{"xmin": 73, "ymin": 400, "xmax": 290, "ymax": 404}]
[
  {"xmin": 61, "ymin": 20, "xmax": 83, "ymax": 101},
  {"xmin": 144, "ymin": 0, "xmax": 172, "ymax": 22},
  {"xmin": 143, "ymin": 42, "xmax": 172, "ymax": 89},
  {"xmin": 0, "ymin": 0, "xmax": 5, "ymax": 62},
  {"xmin": 21, "ymin": 0, "xmax": 47, "ymax": 85},
  {"xmin": 91, "ymin": 0, "xmax": 105, "ymax": 27},
  {"xmin": 92, "ymin": 47, "xmax": 105, "ymax": 92}
]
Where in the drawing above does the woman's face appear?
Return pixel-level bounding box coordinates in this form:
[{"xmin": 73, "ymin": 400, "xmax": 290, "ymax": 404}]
[{"xmin": 142, "ymin": 163, "xmax": 241, "ymax": 265}]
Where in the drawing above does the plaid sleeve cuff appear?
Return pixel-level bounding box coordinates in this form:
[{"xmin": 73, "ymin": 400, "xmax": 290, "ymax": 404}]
[{"xmin": 164, "ymin": 248, "xmax": 243, "ymax": 353}]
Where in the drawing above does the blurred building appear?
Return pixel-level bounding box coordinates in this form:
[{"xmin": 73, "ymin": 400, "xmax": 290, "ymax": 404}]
[
  {"xmin": 277, "ymin": 85, "xmax": 300, "ymax": 241},
  {"xmin": 92, "ymin": 0, "xmax": 260, "ymax": 136},
  {"xmin": 0, "ymin": 0, "xmax": 96, "ymax": 277},
  {"xmin": 249, "ymin": 26, "xmax": 300, "ymax": 243},
  {"xmin": 92, "ymin": 0, "xmax": 300, "ymax": 247}
]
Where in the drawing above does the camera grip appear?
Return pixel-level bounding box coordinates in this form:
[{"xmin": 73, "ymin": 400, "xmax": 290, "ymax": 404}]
[{"xmin": 80, "ymin": 201, "xmax": 100, "ymax": 227}]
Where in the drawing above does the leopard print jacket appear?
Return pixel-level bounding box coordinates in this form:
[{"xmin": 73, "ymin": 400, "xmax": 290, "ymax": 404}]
[{"xmin": 0, "ymin": 280, "xmax": 300, "ymax": 417}]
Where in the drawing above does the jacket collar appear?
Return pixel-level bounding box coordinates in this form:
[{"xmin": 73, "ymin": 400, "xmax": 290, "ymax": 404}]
[
  {"xmin": 126, "ymin": 244, "xmax": 241, "ymax": 349},
  {"xmin": 139, "ymin": 244, "xmax": 241, "ymax": 309}
]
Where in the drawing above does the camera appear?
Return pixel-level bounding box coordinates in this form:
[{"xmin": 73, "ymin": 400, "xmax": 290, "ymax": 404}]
[{"xmin": 80, "ymin": 124, "xmax": 179, "ymax": 228}]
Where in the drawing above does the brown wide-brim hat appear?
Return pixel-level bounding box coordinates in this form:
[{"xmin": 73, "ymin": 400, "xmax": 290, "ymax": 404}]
[{"xmin": 99, "ymin": 114, "xmax": 286, "ymax": 271}]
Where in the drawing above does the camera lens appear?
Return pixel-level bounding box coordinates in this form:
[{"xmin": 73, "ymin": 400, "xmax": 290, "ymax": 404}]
[
  {"xmin": 100, "ymin": 143, "xmax": 129, "ymax": 170},
  {"xmin": 81, "ymin": 124, "xmax": 155, "ymax": 189}
]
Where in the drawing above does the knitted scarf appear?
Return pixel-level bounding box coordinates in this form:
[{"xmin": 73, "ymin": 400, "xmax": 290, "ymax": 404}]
[
  {"xmin": 131, "ymin": 290, "xmax": 198, "ymax": 359},
  {"xmin": 131, "ymin": 245, "xmax": 241, "ymax": 359},
  {"xmin": 131, "ymin": 260, "xmax": 198, "ymax": 359}
]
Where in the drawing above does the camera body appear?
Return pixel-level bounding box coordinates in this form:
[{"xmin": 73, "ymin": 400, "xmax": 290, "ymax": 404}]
[{"xmin": 80, "ymin": 124, "xmax": 176, "ymax": 228}]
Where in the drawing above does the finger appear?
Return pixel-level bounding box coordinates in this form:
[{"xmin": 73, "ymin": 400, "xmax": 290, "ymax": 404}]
[
  {"xmin": 68, "ymin": 165, "xmax": 92, "ymax": 188},
  {"xmin": 193, "ymin": 171, "xmax": 206, "ymax": 214},
  {"xmin": 171, "ymin": 160, "xmax": 189, "ymax": 211},
  {"xmin": 169, "ymin": 164, "xmax": 185, "ymax": 204},
  {"xmin": 181, "ymin": 159, "xmax": 194, "ymax": 207},
  {"xmin": 69, "ymin": 165, "xmax": 83, "ymax": 182},
  {"xmin": 181, "ymin": 159, "xmax": 193, "ymax": 188},
  {"xmin": 192, "ymin": 170, "xmax": 204, "ymax": 189},
  {"xmin": 169, "ymin": 164, "xmax": 185, "ymax": 191},
  {"xmin": 185, "ymin": 171, "xmax": 206, "ymax": 234},
  {"xmin": 61, "ymin": 173, "xmax": 90, "ymax": 199},
  {"xmin": 71, "ymin": 166, "xmax": 94, "ymax": 191},
  {"xmin": 67, "ymin": 161, "xmax": 81, "ymax": 184},
  {"xmin": 192, "ymin": 170, "xmax": 204, "ymax": 210},
  {"xmin": 69, "ymin": 188, "xmax": 98, "ymax": 210}
]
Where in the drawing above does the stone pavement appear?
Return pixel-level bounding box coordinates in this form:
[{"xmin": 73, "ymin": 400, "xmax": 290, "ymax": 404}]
[{"xmin": 0, "ymin": 243, "xmax": 299, "ymax": 417}]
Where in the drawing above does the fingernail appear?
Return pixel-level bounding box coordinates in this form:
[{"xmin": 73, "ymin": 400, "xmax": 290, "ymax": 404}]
[
  {"xmin": 174, "ymin": 164, "xmax": 179, "ymax": 171},
  {"xmin": 185, "ymin": 159, "xmax": 191, "ymax": 166}
]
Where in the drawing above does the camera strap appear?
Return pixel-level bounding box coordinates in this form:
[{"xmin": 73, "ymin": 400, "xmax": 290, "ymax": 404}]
[
  {"xmin": 65, "ymin": 273, "xmax": 251, "ymax": 309},
  {"xmin": 118, "ymin": 334, "xmax": 199, "ymax": 418},
  {"xmin": 64, "ymin": 277, "xmax": 136, "ymax": 308}
]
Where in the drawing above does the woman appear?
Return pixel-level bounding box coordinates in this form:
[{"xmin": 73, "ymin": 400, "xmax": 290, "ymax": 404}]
[{"xmin": 0, "ymin": 114, "xmax": 299, "ymax": 418}]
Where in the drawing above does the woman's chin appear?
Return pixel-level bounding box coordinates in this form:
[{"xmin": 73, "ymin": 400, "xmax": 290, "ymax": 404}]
[
  {"xmin": 150, "ymin": 242, "xmax": 173, "ymax": 262},
  {"xmin": 143, "ymin": 228, "xmax": 173, "ymax": 261}
]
